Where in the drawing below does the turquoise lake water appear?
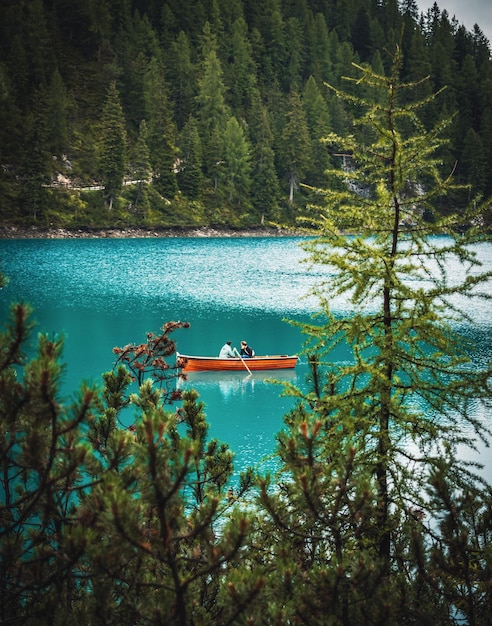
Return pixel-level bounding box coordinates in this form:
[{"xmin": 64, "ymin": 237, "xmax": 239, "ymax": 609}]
[{"xmin": 1, "ymin": 237, "xmax": 491, "ymax": 480}]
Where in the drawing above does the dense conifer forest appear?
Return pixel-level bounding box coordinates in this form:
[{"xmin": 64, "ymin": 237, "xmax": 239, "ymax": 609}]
[{"xmin": 0, "ymin": 0, "xmax": 491, "ymax": 231}]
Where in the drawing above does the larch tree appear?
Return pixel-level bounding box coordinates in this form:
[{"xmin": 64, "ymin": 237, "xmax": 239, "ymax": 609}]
[{"xmin": 257, "ymin": 45, "xmax": 492, "ymax": 624}]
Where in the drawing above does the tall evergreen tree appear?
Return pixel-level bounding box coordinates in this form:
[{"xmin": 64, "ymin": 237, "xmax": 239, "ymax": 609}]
[
  {"xmin": 20, "ymin": 86, "xmax": 53, "ymax": 221},
  {"xmin": 195, "ymin": 41, "xmax": 230, "ymax": 188},
  {"xmin": 131, "ymin": 119, "xmax": 151, "ymax": 215},
  {"xmin": 284, "ymin": 16, "xmax": 305, "ymax": 88},
  {"xmin": 112, "ymin": 8, "xmax": 154, "ymax": 128},
  {"xmin": 24, "ymin": 0, "xmax": 55, "ymax": 88},
  {"xmin": 480, "ymin": 108, "xmax": 492, "ymax": 198},
  {"xmin": 258, "ymin": 0, "xmax": 287, "ymax": 87},
  {"xmin": 45, "ymin": 68, "xmax": 70, "ymax": 158},
  {"xmin": 305, "ymin": 11, "xmax": 333, "ymax": 84},
  {"xmin": 249, "ymin": 93, "xmax": 281, "ymax": 223},
  {"xmin": 221, "ymin": 116, "xmax": 252, "ymax": 205},
  {"xmin": 144, "ymin": 56, "xmax": 178, "ymax": 199},
  {"xmin": 279, "ymin": 89, "xmax": 312, "ymax": 204},
  {"xmin": 168, "ymin": 31, "xmax": 196, "ymax": 130},
  {"xmin": 99, "ymin": 81, "xmax": 127, "ymax": 210},
  {"xmin": 460, "ymin": 127, "xmax": 487, "ymax": 194},
  {"xmin": 177, "ymin": 115, "xmax": 203, "ymax": 199},
  {"xmin": 224, "ymin": 16, "xmax": 257, "ymax": 115},
  {"xmin": 303, "ymin": 75, "xmax": 332, "ymax": 187},
  {"xmin": 352, "ymin": 6, "xmax": 372, "ymax": 62},
  {"xmin": 404, "ymin": 28, "xmax": 433, "ymax": 103}
]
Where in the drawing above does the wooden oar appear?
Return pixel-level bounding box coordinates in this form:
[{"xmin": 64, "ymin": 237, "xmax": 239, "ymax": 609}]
[{"xmin": 234, "ymin": 347, "xmax": 252, "ymax": 375}]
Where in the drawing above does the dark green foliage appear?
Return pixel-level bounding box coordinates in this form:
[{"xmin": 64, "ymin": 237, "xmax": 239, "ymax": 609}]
[
  {"xmin": 279, "ymin": 89, "xmax": 312, "ymax": 205},
  {"xmin": 221, "ymin": 116, "xmax": 252, "ymax": 206},
  {"xmin": 99, "ymin": 81, "xmax": 127, "ymax": 209},
  {"xmin": 195, "ymin": 43, "xmax": 230, "ymax": 189},
  {"xmin": 0, "ymin": 0, "xmax": 490, "ymax": 229},
  {"xmin": 130, "ymin": 119, "xmax": 152, "ymax": 215},
  {"xmin": 168, "ymin": 31, "xmax": 196, "ymax": 130},
  {"xmin": 2, "ymin": 29, "xmax": 492, "ymax": 624},
  {"xmin": 1, "ymin": 137, "xmax": 492, "ymax": 626},
  {"xmin": 0, "ymin": 298, "xmax": 259, "ymax": 625},
  {"xmin": 0, "ymin": 302, "xmax": 96, "ymax": 624},
  {"xmin": 177, "ymin": 115, "xmax": 204, "ymax": 200},
  {"xmin": 303, "ymin": 75, "xmax": 333, "ymax": 187},
  {"xmin": 144, "ymin": 56, "xmax": 178, "ymax": 199},
  {"xmin": 225, "ymin": 16, "xmax": 258, "ymax": 115}
]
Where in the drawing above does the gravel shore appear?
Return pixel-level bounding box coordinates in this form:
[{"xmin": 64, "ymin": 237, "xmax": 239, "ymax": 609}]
[{"xmin": 0, "ymin": 225, "xmax": 303, "ymax": 239}]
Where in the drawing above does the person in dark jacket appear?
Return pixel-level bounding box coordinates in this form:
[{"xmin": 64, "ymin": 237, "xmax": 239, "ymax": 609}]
[{"xmin": 240, "ymin": 340, "xmax": 254, "ymax": 357}]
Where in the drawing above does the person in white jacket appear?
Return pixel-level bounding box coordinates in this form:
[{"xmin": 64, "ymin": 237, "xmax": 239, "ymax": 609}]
[{"xmin": 219, "ymin": 341, "xmax": 235, "ymax": 358}]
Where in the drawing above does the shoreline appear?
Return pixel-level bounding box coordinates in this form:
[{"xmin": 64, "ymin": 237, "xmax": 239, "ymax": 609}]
[{"xmin": 0, "ymin": 225, "xmax": 304, "ymax": 239}]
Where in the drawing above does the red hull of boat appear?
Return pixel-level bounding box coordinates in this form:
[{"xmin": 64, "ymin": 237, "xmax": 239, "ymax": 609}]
[{"xmin": 177, "ymin": 354, "xmax": 298, "ymax": 372}]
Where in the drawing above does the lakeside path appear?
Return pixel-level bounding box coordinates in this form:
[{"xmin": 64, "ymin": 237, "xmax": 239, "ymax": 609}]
[{"xmin": 0, "ymin": 226, "xmax": 305, "ymax": 239}]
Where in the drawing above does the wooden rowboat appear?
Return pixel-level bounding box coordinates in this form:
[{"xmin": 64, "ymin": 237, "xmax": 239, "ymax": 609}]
[{"xmin": 177, "ymin": 353, "xmax": 298, "ymax": 372}]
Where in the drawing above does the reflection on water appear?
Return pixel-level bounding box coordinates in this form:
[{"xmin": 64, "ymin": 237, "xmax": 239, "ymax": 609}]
[
  {"xmin": 179, "ymin": 369, "xmax": 298, "ymax": 401},
  {"xmin": 176, "ymin": 369, "xmax": 299, "ymax": 476}
]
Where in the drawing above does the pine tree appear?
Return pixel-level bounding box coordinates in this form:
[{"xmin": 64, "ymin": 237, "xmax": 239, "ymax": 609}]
[
  {"xmin": 0, "ymin": 298, "xmax": 100, "ymax": 623},
  {"xmin": 0, "ymin": 305, "xmax": 258, "ymax": 624},
  {"xmin": 99, "ymin": 81, "xmax": 127, "ymax": 210},
  {"xmin": 302, "ymin": 75, "xmax": 332, "ymax": 187},
  {"xmin": 279, "ymin": 89, "xmax": 312, "ymax": 205},
  {"xmin": 352, "ymin": 6, "xmax": 372, "ymax": 62},
  {"xmin": 80, "ymin": 324, "xmax": 258, "ymax": 624},
  {"xmin": 46, "ymin": 68, "xmax": 70, "ymax": 158},
  {"xmin": 224, "ymin": 16, "xmax": 257, "ymax": 115},
  {"xmin": 131, "ymin": 119, "xmax": 151, "ymax": 216},
  {"xmin": 221, "ymin": 116, "xmax": 252, "ymax": 206},
  {"xmin": 195, "ymin": 40, "xmax": 230, "ymax": 188},
  {"xmin": 284, "ymin": 16, "xmax": 305, "ymax": 89},
  {"xmin": 20, "ymin": 86, "xmax": 52, "ymax": 221},
  {"xmin": 177, "ymin": 115, "xmax": 203, "ymax": 200},
  {"xmin": 144, "ymin": 56, "xmax": 178, "ymax": 199},
  {"xmin": 257, "ymin": 45, "xmax": 492, "ymax": 623},
  {"xmin": 305, "ymin": 11, "xmax": 333, "ymax": 85},
  {"xmin": 259, "ymin": 0, "xmax": 287, "ymax": 87},
  {"xmin": 168, "ymin": 31, "xmax": 196, "ymax": 130},
  {"xmin": 460, "ymin": 127, "xmax": 487, "ymax": 194},
  {"xmin": 249, "ymin": 93, "xmax": 281, "ymax": 223}
]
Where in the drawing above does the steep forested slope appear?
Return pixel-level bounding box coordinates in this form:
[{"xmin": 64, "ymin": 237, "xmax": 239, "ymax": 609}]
[{"xmin": 0, "ymin": 0, "xmax": 491, "ymax": 229}]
